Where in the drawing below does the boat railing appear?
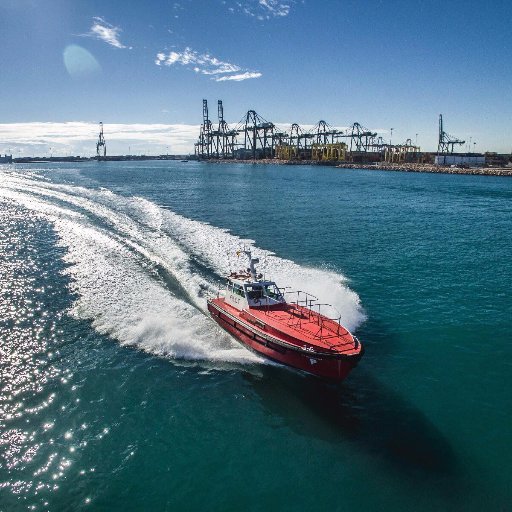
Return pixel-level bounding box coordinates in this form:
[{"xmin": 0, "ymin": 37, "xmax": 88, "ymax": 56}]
[
  {"xmin": 284, "ymin": 290, "xmax": 318, "ymax": 309},
  {"xmin": 284, "ymin": 290, "xmax": 345, "ymax": 340},
  {"xmin": 284, "ymin": 290, "xmax": 317, "ymax": 321},
  {"xmin": 284, "ymin": 290, "xmax": 320, "ymax": 329},
  {"xmin": 311, "ymin": 304, "xmax": 344, "ymax": 340}
]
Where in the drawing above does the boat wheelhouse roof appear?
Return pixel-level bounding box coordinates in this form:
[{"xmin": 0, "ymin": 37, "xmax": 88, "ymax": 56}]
[
  {"xmin": 228, "ymin": 274, "xmax": 277, "ymax": 288},
  {"xmin": 228, "ymin": 270, "xmax": 267, "ymax": 284}
]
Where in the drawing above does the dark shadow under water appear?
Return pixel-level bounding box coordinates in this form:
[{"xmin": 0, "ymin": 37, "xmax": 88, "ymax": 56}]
[
  {"xmin": 246, "ymin": 366, "xmax": 459, "ymax": 477},
  {"xmin": 239, "ymin": 361, "xmax": 485, "ymax": 511}
]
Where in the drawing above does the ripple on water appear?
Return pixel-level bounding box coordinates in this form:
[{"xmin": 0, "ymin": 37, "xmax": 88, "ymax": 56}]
[{"xmin": 0, "ymin": 200, "xmax": 85, "ymax": 509}]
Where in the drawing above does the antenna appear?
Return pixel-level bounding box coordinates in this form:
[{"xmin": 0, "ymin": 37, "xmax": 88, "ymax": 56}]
[{"xmin": 241, "ymin": 250, "xmax": 259, "ymax": 281}]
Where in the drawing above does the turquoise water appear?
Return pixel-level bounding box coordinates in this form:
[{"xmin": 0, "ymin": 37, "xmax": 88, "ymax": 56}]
[{"xmin": 1, "ymin": 161, "xmax": 511, "ymax": 511}]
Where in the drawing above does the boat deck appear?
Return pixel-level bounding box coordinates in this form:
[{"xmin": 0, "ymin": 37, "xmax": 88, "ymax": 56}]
[{"xmin": 213, "ymin": 298, "xmax": 359, "ymax": 355}]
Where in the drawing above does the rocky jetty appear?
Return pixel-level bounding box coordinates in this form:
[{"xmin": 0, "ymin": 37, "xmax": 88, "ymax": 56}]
[
  {"xmin": 205, "ymin": 158, "xmax": 512, "ymax": 176},
  {"xmin": 336, "ymin": 162, "xmax": 512, "ymax": 176}
]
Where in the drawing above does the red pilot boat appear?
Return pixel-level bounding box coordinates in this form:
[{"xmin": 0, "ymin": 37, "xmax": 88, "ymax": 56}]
[{"xmin": 207, "ymin": 251, "xmax": 364, "ymax": 381}]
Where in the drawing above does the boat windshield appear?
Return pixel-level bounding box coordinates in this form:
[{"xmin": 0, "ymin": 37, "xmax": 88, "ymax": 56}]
[
  {"xmin": 245, "ymin": 285, "xmax": 264, "ymax": 300},
  {"xmin": 244, "ymin": 282, "xmax": 284, "ymax": 303},
  {"xmin": 263, "ymin": 283, "xmax": 284, "ymax": 301}
]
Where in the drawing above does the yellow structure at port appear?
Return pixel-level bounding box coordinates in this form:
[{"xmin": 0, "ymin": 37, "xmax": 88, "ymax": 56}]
[
  {"xmin": 275, "ymin": 142, "xmax": 347, "ymax": 161},
  {"xmin": 384, "ymin": 143, "xmax": 421, "ymax": 163},
  {"xmin": 311, "ymin": 142, "xmax": 347, "ymax": 161},
  {"xmin": 275, "ymin": 145, "xmax": 299, "ymax": 160}
]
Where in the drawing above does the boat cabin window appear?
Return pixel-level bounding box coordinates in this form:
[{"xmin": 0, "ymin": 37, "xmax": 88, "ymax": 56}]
[
  {"xmin": 245, "ymin": 285, "xmax": 264, "ymax": 300},
  {"xmin": 263, "ymin": 283, "xmax": 283, "ymax": 300}
]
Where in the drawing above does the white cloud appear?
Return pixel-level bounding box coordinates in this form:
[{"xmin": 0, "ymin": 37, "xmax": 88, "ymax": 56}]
[
  {"xmin": 258, "ymin": 0, "xmax": 290, "ymax": 17},
  {"xmin": 0, "ymin": 122, "xmax": 198, "ymax": 156},
  {"xmin": 88, "ymin": 17, "xmax": 131, "ymax": 49},
  {"xmin": 215, "ymin": 71, "xmax": 262, "ymax": 82},
  {"xmin": 155, "ymin": 47, "xmax": 261, "ymax": 81},
  {"xmin": 226, "ymin": 0, "xmax": 293, "ymax": 19}
]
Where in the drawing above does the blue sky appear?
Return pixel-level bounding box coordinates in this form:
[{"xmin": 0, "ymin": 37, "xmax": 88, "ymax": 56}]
[{"xmin": 0, "ymin": 0, "xmax": 511, "ymax": 155}]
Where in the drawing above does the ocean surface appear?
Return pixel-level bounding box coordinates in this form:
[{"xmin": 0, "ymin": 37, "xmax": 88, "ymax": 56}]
[{"xmin": 0, "ymin": 161, "xmax": 511, "ymax": 511}]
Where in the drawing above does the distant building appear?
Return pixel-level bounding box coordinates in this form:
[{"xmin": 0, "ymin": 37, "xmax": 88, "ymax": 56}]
[
  {"xmin": 0, "ymin": 154, "xmax": 13, "ymax": 164},
  {"xmin": 435, "ymin": 153, "xmax": 485, "ymax": 167},
  {"xmin": 484, "ymin": 153, "xmax": 512, "ymax": 167}
]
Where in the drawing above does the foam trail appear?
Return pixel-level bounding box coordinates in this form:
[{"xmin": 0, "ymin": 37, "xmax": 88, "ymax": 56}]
[
  {"xmin": 0, "ymin": 174, "xmax": 259, "ymax": 366},
  {"xmin": 0, "ymin": 173, "xmax": 214, "ymax": 311},
  {"xmin": 147, "ymin": 199, "xmax": 366, "ymax": 331},
  {"xmin": 53, "ymin": 218, "xmax": 258, "ymax": 365},
  {"xmin": 0, "ymin": 167, "xmax": 366, "ymax": 369}
]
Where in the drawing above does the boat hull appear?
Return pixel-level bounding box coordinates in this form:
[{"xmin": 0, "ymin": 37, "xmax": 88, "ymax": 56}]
[{"xmin": 208, "ymin": 300, "xmax": 362, "ymax": 382}]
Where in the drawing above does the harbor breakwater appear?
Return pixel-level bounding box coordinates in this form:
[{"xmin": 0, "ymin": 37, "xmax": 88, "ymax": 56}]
[{"xmin": 204, "ymin": 159, "xmax": 512, "ymax": 176}]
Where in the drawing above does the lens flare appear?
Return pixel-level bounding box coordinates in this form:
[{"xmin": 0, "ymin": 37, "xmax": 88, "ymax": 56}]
[{"xmin": 63, "ymin": 45, "xmax": 100, "ymax": 78}]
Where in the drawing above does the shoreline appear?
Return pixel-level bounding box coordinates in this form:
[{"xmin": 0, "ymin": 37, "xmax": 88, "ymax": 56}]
[
  {"xmin": 5, "ymin": 157, "xmax": 511, "ymax": 177},
  {"xmin": 203, "ymin": 159, "xmax": 512, "ymax": 176}
]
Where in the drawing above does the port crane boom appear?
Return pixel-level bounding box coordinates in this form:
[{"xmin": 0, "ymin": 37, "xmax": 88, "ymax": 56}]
[{"xmin": 438, "ymin": 114, "xmax": 465, "ymax": 153}]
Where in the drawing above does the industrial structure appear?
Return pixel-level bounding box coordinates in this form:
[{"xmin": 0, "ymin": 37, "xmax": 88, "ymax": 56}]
[
  {"xmin": 87, "ymin": 109, "xmax": 489, "ymax": 167},
  {"xmin": 194, "ymin": 99, "xmax": 422, "ymax": 163},
  {"xmin": 437, "ymin": 114, "xmax": 465, "ymax": 153},
  {"xmin": 96, "ymin": 122, "xmax": 106, "ymax": 159},
  {"xmin": 433, "ymin": 114, "xmax": 488, "ymax": 166}
]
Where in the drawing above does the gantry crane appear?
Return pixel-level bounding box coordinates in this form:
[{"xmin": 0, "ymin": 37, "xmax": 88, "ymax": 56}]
[
  {"xmin": 438, "ymin": 114, "xmax": 465, "ymax": 153},
  {"xmin": 96, "ymin": 122, "xmax": 106, "ymax": 159}
]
